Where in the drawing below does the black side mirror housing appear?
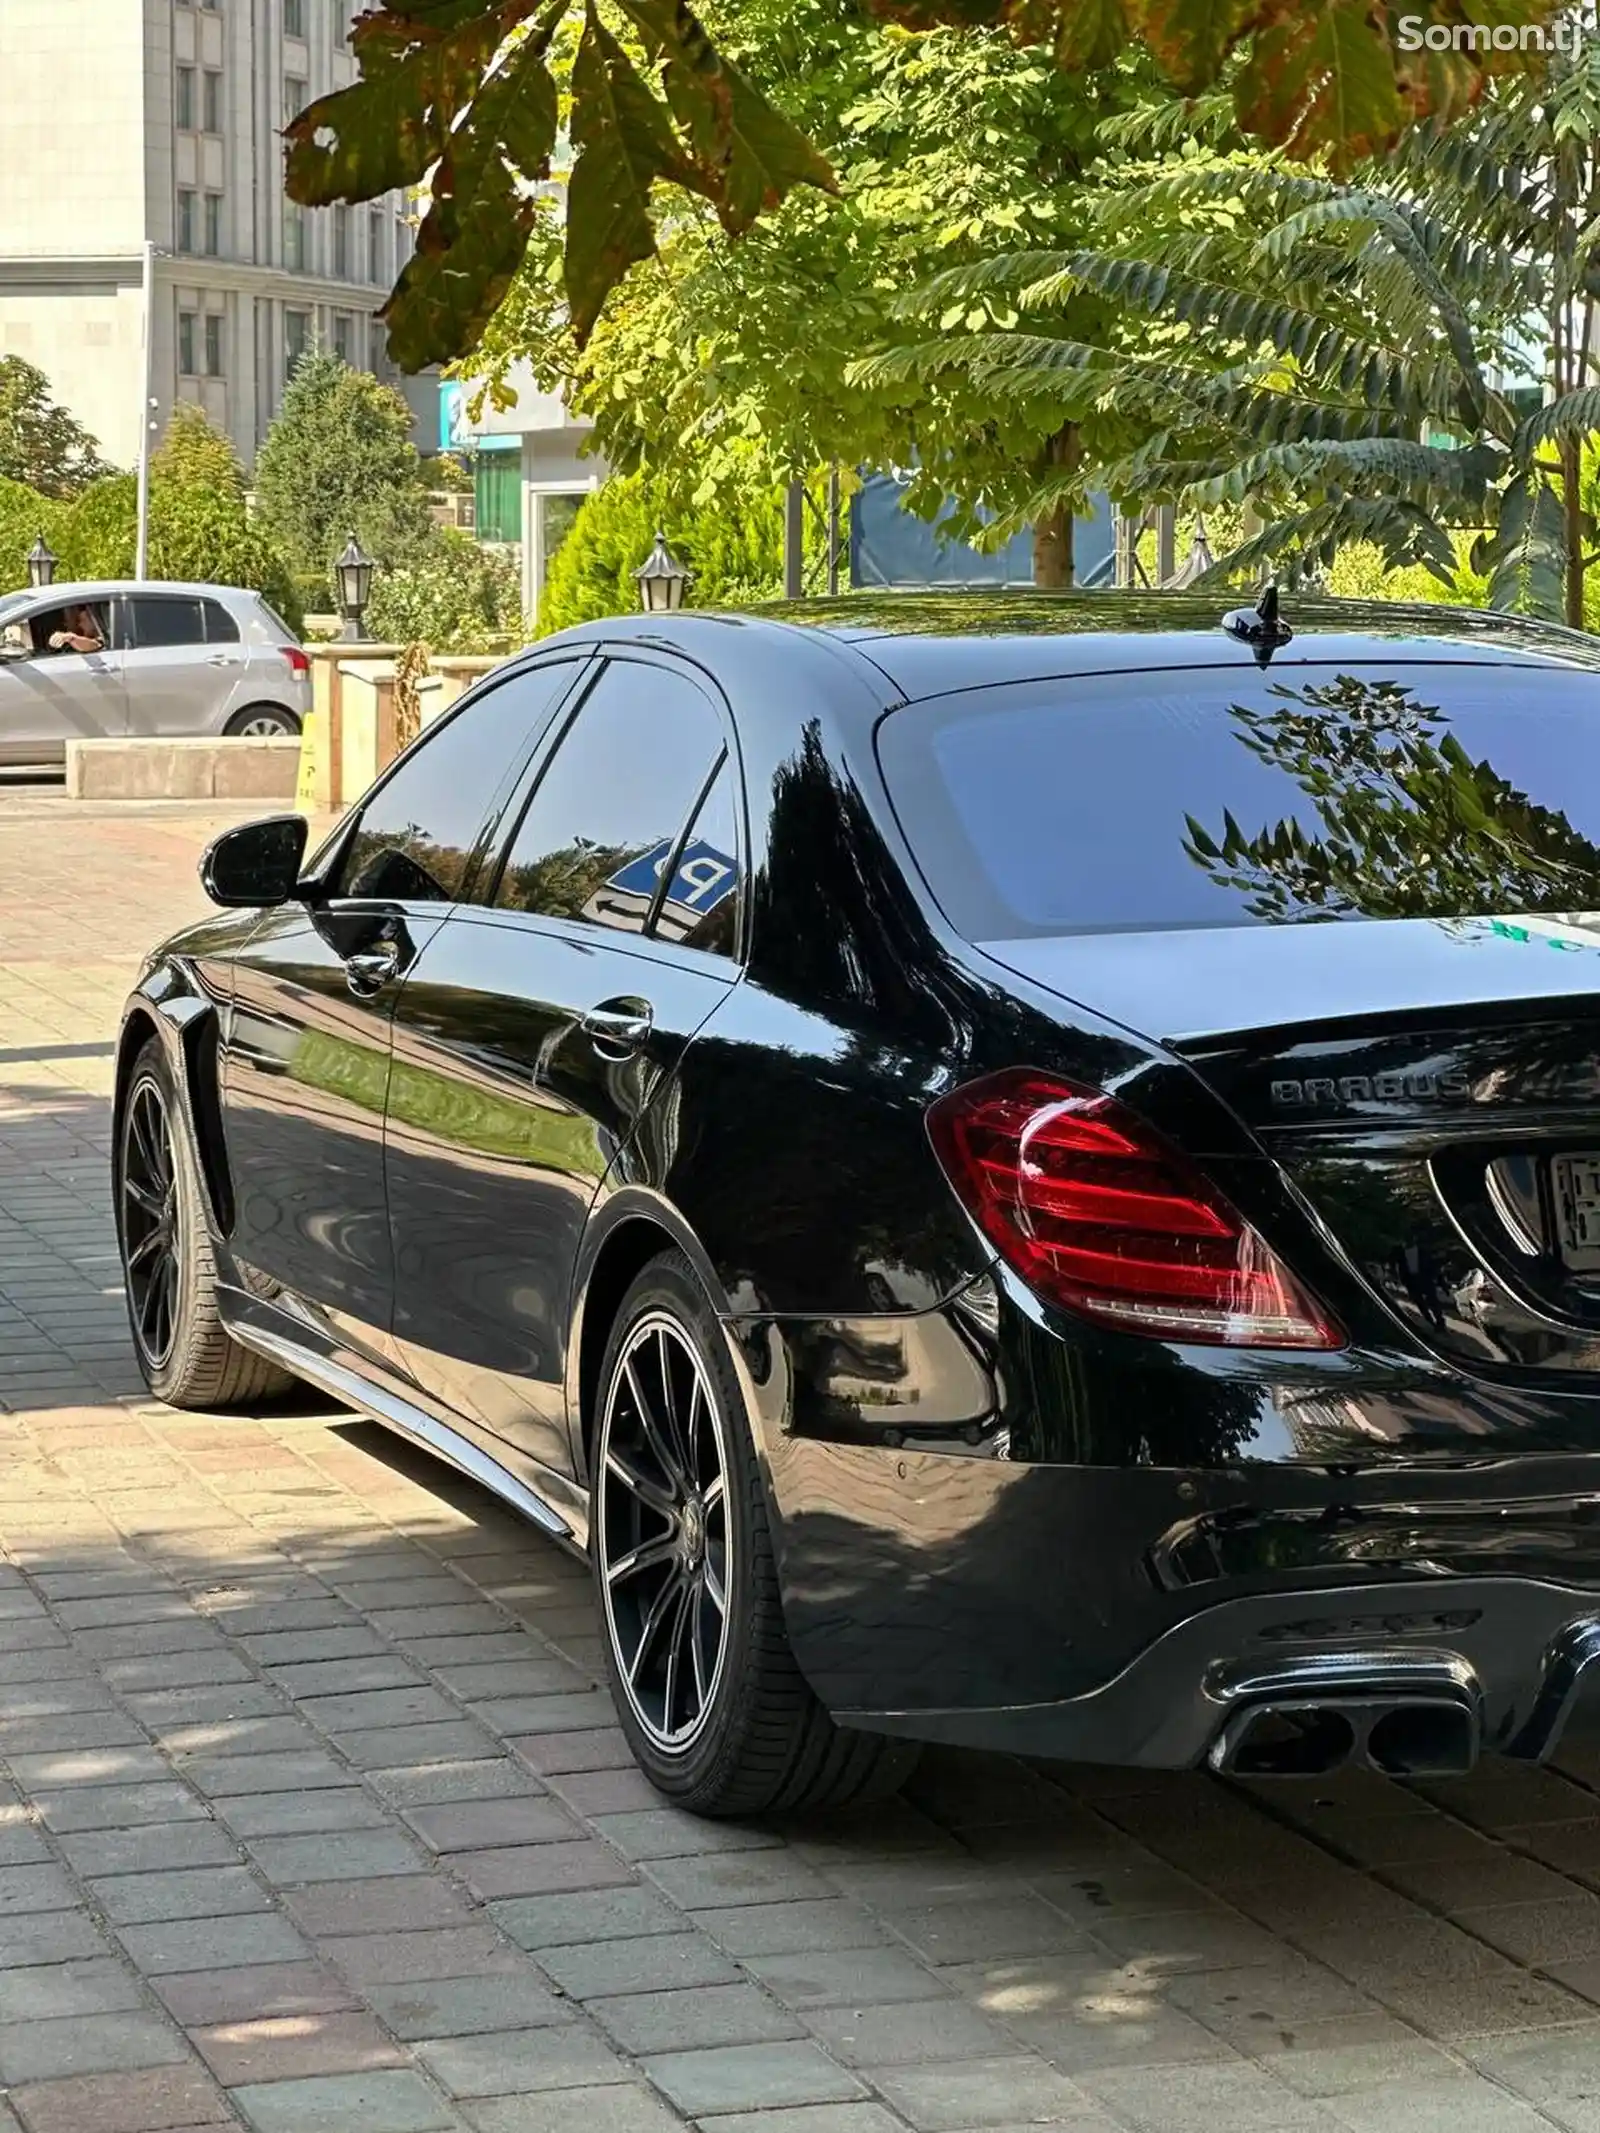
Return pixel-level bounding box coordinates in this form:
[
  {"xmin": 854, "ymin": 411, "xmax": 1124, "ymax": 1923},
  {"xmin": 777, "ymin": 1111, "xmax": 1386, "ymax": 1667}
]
[{"xmin": 201, "ymin": 815, "xmax": 309, "ymax": 909}]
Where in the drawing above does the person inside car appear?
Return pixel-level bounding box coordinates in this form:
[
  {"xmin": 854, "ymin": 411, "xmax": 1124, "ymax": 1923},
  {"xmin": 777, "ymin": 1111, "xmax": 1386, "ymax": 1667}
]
[{"xmin": 45, "ymin": 604, "xmax": 106, "ymax": 655}]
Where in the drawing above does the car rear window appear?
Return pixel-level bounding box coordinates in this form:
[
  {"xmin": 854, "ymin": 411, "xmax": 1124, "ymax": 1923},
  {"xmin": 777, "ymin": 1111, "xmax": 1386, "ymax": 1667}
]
[{"xmin": 876, "ymin": 661, "xmax": 1600, "ymax": 937}]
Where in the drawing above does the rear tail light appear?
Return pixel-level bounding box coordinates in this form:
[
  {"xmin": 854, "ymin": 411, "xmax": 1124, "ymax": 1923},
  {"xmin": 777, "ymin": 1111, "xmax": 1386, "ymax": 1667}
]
[
  {"xmin": 927, "ymin": 1069, "xmax": 1341, "ymax": 1349},
  {"xmin": 280, "ymin": 646, "xmax": 311, "ymax": 681}
]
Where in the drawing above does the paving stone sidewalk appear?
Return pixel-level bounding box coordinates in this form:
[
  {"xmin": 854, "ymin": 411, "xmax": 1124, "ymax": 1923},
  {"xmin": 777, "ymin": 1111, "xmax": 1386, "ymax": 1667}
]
[{"xmin": 8, "ymin": 803, "xmax": 1600, "ymax": 2132}]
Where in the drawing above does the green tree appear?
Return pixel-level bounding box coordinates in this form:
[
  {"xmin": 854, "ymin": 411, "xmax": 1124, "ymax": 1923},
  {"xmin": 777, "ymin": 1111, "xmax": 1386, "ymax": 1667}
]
[
  {"xmin": 150, "ymin": 402, "xmax": 247, "ymax": 502},
  {"xmin": 536, "ymin": 465, "xmax": 789, "ymax": 632},
  {"xmin": 283, "ymin": 0, "xmax": 1558, "ymax": 370},
  {"xmin": 884, "ymin": 41, "xmax": 1600, "ymax": 622},
  {"xmin": 7, "ymin": 411, "xmax": 306, "ymax": 629},
  {"xmin": 476, "ymin": 2, "xmax": 1151, "ymax": 584},
  {"xmin": 367, "ymin": 525, "xmax": 525, "ymax": 649},
  {"xmin": 0, "ymin": 477, "xmax": 70, "ymax": 592},
  {"xmin": 0, "ymin": 359, "xmax": 108, "ymax": 497},
  {"xmin": 252, "ymin": 350, "xmax": 434, "ymax": 608}
]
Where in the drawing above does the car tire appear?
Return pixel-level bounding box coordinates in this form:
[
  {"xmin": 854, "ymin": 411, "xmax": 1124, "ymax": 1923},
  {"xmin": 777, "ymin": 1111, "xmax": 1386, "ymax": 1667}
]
[
  {"xmin": 115, "ymin": 1037, "xmax": 294, "ymax": 1410},
  {"xmin": 591, "ymin": 1249, "xmax": 920, "ymax": 1817},
  {"xmin": 225, "ymin": 705, "xmax": 301, "ymax": 737}
]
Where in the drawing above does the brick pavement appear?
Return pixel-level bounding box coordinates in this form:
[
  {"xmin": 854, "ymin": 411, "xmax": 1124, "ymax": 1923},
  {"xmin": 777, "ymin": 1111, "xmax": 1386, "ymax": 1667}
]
[{"xmin": 8, "ymin": 802, "xmax": 1600, "ymax": 2129}]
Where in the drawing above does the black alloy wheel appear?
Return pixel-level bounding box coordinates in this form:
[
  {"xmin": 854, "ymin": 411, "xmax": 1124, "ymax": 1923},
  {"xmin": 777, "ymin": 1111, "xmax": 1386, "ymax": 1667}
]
[
  {"xmin": 114, "ymin": 1037, "xmax": 291, "ymax": 1410},
  {"xmin": 120, "ymin": 1075, "xmax": 180, "ymax": 1370},
  {"xmin": 597, "ymin": 1312, "xmax": 732, "ymax": 1754},
  {"xmin": 590, "ymin": 1250, "xmax": 919, "ymax": 1817}
]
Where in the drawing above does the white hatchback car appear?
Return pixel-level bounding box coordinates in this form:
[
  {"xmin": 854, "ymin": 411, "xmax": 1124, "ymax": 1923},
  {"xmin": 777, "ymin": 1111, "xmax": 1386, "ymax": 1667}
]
[{"xmin": 0, "ymin": 580, "xmax": 312, "ymax": 769}]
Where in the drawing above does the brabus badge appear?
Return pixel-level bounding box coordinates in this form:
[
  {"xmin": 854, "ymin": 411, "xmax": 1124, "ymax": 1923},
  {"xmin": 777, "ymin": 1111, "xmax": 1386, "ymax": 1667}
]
[{"xmin": 1270, "ymin": 1070, "xmax": 1473, "ymax": 1108}]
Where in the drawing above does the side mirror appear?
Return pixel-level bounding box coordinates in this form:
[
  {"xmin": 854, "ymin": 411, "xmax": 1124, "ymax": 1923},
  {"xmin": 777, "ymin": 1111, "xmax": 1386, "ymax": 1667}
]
[{"xmin": 201, "ymin": 814, "xmax": 309, "ymax": 909}]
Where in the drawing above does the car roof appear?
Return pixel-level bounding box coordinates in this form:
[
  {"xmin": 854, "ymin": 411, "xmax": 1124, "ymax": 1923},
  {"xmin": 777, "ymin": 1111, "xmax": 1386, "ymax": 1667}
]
[
  {"xmin": 5, "ymin": 581, "xmax": 260, "ymax": 606},
  {"xmin": 539, "ymin": 591, "xmax": 1600, "ymax": 707}
]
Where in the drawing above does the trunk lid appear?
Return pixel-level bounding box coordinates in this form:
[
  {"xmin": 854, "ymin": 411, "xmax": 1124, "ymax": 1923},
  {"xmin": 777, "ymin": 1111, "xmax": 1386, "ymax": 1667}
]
[{"xmin": 983, "ymin": 916, "xmax": 1600, "ymax": 1376}]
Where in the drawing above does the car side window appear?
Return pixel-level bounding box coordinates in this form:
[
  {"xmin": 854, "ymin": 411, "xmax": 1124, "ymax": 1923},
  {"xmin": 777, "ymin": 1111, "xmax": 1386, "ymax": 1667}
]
[
  {"xmin": 492, "ymin": 661, "xmax": 727, "ymax": 937},
  {"xmin": 331, "ymin": 659, "xmax": 584, "ymax": 905},
  {"xmin": 202, "ymin": 599, "xmax": 240, "ymax": 645},
  {"xmin": 128, "ymin": 596, "xmax": 206, "ymax": 648},
  {"xmin": 652, "ymin": 754, "xmax": 743, "ymax": 958},
  {"xmin": 26, "ymin": 600, "xmax": 111, "ymax": 655}
]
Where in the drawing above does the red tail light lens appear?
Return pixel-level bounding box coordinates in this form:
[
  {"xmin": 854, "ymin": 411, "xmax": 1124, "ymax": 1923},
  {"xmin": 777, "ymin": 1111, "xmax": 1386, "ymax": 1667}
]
[
  {"xmin": 928, "ymin": 1069, "xmax": 1341, "ymax": 1349},
  {"xmin": 281, "ymin": 646, "xmax": 311, "ymax": 681}
]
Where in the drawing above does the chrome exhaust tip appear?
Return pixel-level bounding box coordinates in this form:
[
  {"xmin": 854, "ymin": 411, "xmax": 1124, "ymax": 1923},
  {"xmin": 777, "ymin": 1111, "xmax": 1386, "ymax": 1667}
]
[{"xmin": 1210, "ymin": 1695, "xmax": 1478, "ymax": 1779}]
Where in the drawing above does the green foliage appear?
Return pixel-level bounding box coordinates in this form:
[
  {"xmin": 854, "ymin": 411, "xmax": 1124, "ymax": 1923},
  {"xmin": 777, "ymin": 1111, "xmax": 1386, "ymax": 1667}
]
[
  {"xmin": 283, "ymin": 0, "xmax": 832, "ymax": 367},
  {"xmin": 252, "ymin": 350, "xmax": 435, "ymax": 608},
  {"xmin": 478, "ymin": 6, "xmax": 1157, "ymax": 577},
  {"xmin": 150, "ymin": 403, "xmax": 247, "ymax": 502},
  {"xmin": 0, "ymin": 477, "xmax": 70, "ymax": 593},
  {"xmin": 282, "ymin": 0, "xmax": 1554, "ymax": 370},
  {"xmin": 1326, "ymin": 539, "xmax": 1488, "ymax": 608},
  {"xmin": 536, "ymin": 467, "xmax": 785, "ymax": 634},
  {"xmin": 884, "ymin": 42, "xmax": 1600, "ymax": 622},
  {"xmin": 58, "ymin": 475, "xmax": 136, "ymax": 581},
  {"xmin": 366, "ymin": 527, "xmax": 526, "ymax": 651},
  {"xmin": 0, "ymin": 408, "xmax": 303, "ymax": 631},
  {"xmin": 0, "ymin": 359, "xmax": 109, "ymax": 498}
]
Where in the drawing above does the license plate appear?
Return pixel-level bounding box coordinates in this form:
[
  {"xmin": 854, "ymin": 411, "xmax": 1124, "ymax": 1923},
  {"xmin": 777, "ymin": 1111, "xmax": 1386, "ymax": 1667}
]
[{"xmin": 1553, "ymin": 1152, "xmax": 1600, "ymax": 1271}]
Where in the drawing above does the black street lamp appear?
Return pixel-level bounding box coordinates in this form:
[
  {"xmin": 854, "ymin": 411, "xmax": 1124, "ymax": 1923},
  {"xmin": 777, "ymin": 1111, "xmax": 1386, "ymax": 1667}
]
[
  {"xmin": 335, "ymin": 533, "xmax": 377, "ymax": 641},
  {"xmin": 26, "ymin": 534, "xmax": 58, "ymax": 590},
  {"xmin": 634, "ymin": 530, "xmax": 690, "ymax": 613}
]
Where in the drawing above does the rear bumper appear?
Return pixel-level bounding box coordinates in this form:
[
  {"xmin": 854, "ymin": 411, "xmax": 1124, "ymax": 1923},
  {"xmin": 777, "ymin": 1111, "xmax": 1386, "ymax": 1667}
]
[
  {"xmin": 735, "ymin": 1283, "xmax": 1600, "ymax": 1771},
  {"xmin": 832, "ymin": 1575, "xmax": 1600, "ymax": 1769}
]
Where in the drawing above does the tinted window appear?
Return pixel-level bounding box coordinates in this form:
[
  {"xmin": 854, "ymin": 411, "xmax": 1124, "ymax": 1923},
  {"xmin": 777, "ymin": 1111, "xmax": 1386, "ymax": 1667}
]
[
  {"xmin": 653, "ymin": 754, "xmax": 742, "ymax": 958},
  {"xmin": 878, "ymin": 663, "xmax": 1600, "ymax": 937},
  {"xmin": 128, "ymin": 596, "xmax": 206, "ymax": 648},
  {"xmin": 494, "ymin": 663, "xmax": 726, "ymax": 935},
  {"xmin": 334, "ymin": 660, "xmax": 582, "ymax": 904},
  {"xmin": 202, "ymin": 598, "xmax": 240, "ymax": 644}
]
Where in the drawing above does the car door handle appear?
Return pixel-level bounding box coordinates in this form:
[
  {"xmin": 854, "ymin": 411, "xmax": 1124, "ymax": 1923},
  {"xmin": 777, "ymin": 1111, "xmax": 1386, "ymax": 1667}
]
[
  {"xmin": 581, "ymin": 999, "xmax": 653, "ymax": 1057},
  {"xmin": 207, "ymin": 653, "xmax": 241, "ymax": 666},
  {"xmin": 346, "ymin": 941, "xmax": 402, "ymax": 997}
]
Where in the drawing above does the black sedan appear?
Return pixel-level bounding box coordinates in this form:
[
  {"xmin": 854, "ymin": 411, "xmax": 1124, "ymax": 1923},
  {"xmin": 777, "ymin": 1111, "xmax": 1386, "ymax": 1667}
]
[{"xmin": 114, "ymin": 589, "xmax": 1600, "ymax": 1811}]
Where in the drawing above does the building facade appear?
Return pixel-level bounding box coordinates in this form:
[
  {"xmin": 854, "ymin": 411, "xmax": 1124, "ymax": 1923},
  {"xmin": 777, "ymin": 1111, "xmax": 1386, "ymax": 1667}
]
[
  {"xmin": 441, "ymin": 364, "xmax": 608, "ymax": 625},
  {"xmin": 0, "ymin": 0, "xmax": 432, "ymax": 470}
]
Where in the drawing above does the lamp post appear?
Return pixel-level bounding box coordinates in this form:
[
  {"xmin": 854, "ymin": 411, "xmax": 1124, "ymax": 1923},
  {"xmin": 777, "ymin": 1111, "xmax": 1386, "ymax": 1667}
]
[
  {"xmin": 335, "ymin": 533, "xmax": 377, "ymax": 642},
  {"xmin": 26, "ymin": 535, "xmax": 58, "ymax": 590},
  {"xmin": 634, "ymin": 530, "xmax": 690, "ymax": 613}
]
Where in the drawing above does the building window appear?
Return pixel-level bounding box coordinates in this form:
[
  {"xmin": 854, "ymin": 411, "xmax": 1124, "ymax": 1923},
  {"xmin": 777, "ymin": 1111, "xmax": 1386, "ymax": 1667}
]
[
  {"xmin": 332, "ymin": 312, "xmax": 352, "ymax": 363},
  {"xmin": 175, "ymin": 67, "xmax": 195, "ymax": 130},
  {"xmin": 284, "ymin": 75, "xmax": 306, "ymax": 124},
  {"xmin": 178, "ymin": 312, "xmax": 197, "ymax": 377},
  {"xmin": 203, "ymin": 70, "xmax": 223, "ymax": 133},
  {"xmin": 335, "ymin": 4, "xmax": 351, "ymax": 46},
  {"xmin": 284, "ymin": 204, "xmax": 306, "ymax": 271},
  {"xmin": 285, "ymin": 308, "xmax": 311, "ymax": 379},
  {"xmin": 204, "ymin": 194, "xmax": 222, "ymax": 256},
  {"xmin": 333, "ymin": 206, "xmax": 349, "ymax": 278},
  {"xmin": 368, "ymin": 209, "xmax": 385, "ymax": 284},
  {"xmin": 177, "ymin": 190, "xmax": 196, "ymax": 253},
  {"xmin": 205, "ymin": 314, "xmax": 224, "ymax": 378},
  {"xmin": 285, "ymin": 0, "xmax": 306, "ymax": 33}
]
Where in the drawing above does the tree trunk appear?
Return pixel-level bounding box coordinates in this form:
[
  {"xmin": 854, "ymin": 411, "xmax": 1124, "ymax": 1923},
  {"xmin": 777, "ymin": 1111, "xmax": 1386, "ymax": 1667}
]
[{"xmin": 1032, "ymin": 423, "xmax": 1080, "ymax": 589}]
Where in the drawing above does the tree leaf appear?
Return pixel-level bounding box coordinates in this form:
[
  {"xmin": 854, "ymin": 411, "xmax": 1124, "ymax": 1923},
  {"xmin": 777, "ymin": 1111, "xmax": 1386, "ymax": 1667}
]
[
  {"xmin": 1127, "ymin": 0, "xmax": 1254, "ymax": 96},
  {"xmin": 715, "ymin": 58, "xmax": 839, "ymax": 234},
  {"xmin": 565, "ymin": 3, "xmax": 692, "ymax": 343},
  {"xmin": 382, "ymin": 184, "xmax": 537, "ymax": 373},
  {"xmin": 284, "ymin": 5, "xmax": 507, "ymax": 207}
]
